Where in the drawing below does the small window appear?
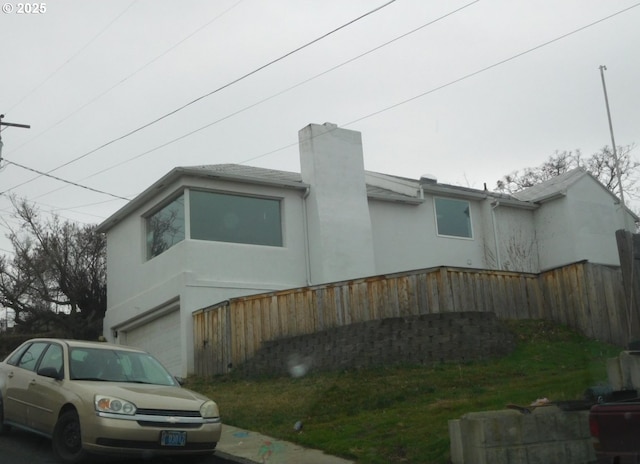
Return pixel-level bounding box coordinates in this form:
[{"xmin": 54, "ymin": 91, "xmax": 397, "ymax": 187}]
[
  {"xmin": 434, "ymin": 197, "xmax": 473, "ymax": 238},
  {"xmin": 190, "ymin": 190, "xmax": 282, "ymax": 247},
  {"xmin": 18, "ymin": 342, "xmax": 48, "ymax": 372},
  {"xmin": 6, "ymin": 343, "xmax": 31, "ymax": 366},
  {"xmin": 146, "ymin": 194, "xmax": 185, "ymax": 259}
]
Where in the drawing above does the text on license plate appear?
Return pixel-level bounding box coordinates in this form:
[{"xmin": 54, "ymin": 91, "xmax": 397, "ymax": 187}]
[{"xmin": 160, "ymin": 430, "xmax": 187, "ymax": 447}]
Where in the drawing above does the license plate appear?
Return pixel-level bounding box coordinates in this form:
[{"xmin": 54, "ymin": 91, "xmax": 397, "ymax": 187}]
[{"xmin": 160, "ymin": 430, "xmax": 187, "ymax": 447}]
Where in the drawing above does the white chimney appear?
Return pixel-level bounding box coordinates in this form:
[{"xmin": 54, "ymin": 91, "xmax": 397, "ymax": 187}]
[{"xmin": 298, "ymin": 123, "xmax": 376, "ymax": 284}]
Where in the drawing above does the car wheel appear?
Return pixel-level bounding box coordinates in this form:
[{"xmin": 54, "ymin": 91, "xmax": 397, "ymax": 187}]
[
  {"xmin": 52, "ymin": 411, "xmax": 87, "ymax": 463},
  {"xmin": 0, "ymin": 395, "xmax": 11, "ymax": 434}
]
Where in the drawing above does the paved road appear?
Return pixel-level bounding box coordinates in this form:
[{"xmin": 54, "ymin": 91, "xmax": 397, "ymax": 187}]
[{"xmin": 0, "ymin": 428, "xmax": 238, "ymax": 464}]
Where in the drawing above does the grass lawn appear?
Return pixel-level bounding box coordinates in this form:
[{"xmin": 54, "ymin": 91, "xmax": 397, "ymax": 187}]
[{"xmin": 186, "ymin": 320, "xmax": 621, "ymax": 463}]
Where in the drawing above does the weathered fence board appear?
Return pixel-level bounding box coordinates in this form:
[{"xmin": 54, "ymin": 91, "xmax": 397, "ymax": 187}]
[
  {"xmin": 193, "ymin": 261, "xmax": 629, "ymax": 376},
  {"xmin": 616, "ymin": 230, "xmax": 640, "ymax": 343}
]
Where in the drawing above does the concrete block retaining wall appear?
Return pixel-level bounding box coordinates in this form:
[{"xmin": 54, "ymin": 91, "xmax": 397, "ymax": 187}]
[
  {"xmin": 236, "ymin": 311, "xmax": 515, "ymax": 377},
  {"xmin": 449, "ymin": 407, "xmax": 595, "ymax": 464},
  {"xmin": 606, "ymin": 350, "xmax": 640, "ymax": 391}
]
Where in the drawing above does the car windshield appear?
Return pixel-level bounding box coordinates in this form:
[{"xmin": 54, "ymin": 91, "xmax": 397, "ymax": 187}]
[{"xmin": 69, "ymin": 347, "xmax": 177, "ymax": 386}]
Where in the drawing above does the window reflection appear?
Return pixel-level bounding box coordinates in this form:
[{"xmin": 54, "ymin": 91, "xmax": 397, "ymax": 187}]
[
  {"xmin": 435, "ymin": 197, "xmax": 473, "ymax": 238},
  {"xmin": 145, "ymin": 191, "xmax": 283, "ymax": 260},
  {"xmin": 146, "ymin": 194, "xmax": 185, "ymax": 259},
  {"xmin": 190, "ymin": 190, "xmax": 282, "ymax": 246}
]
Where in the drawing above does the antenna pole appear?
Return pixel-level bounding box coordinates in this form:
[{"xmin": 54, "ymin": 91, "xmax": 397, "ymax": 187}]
[{"xmin": 599, "ymin": 66, "xmax": 628, "ymax": 229}]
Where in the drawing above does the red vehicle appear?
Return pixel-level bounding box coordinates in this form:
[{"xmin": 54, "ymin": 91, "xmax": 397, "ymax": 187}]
[{"xmin": 589, "ymin": 396, "xmax": 640, "ymax": 464}]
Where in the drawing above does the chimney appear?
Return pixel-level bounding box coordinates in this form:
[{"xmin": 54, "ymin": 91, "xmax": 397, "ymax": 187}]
[{"xmin": 299, "ymin": 123, "xmax": 376, "ymax": 284}]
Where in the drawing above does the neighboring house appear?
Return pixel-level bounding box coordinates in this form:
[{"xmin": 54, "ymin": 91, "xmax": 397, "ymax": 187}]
[{"xmin": 97, "ymin": 122, "xmax": 637, "ymax": 376}]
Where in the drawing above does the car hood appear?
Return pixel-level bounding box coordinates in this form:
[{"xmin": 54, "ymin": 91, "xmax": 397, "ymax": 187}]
[{"xmin": 72, "ymin": 381, "xmax": 211, "ymax": 410}]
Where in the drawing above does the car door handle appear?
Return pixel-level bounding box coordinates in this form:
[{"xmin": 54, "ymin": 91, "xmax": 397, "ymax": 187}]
[
  {"xmin": 7, "ymin": 372, "xmax": 13, "ymax": 378},
  {"xmin": 30, "ymin": 378, "xmax": 37, "ymax": 384}
]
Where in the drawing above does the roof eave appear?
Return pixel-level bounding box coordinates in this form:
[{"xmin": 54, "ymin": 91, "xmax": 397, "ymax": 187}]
[
  {"xmin": 367, "ymin": 193, "xmax": 424, "ymax": 205},
  {"xmin": 184, "ymin": 167, "xmax": 308, "ymax": 190},
  {"xmin": 490, "ymin": 197, "xmax": 539, "ymax": 210},
  {"xmin": 96, "ymin": 167, "xmax": 309, "ymax": 233},
  {"xmin": 533, "ymin": 190, "xmax": 567, "ymax": 204},
  {"xmin": 421, "ymin": 184, "xmax": 487, "ymax": 201}
]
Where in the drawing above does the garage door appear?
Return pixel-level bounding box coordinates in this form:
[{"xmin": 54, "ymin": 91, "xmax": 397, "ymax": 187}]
[{"xmin": 124, "ymin": 310, "xmax": 182, "ymax": 376}]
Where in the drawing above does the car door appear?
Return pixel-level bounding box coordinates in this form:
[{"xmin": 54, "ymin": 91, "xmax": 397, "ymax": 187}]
[
  {"xmin": 26, "ymin": 342, "xmax": 66, "ymax": 433},
  {"xmin": 1, "ymin": 342, "xmax": 31, "ymax": 422},
  {"xmin": 3, "ymin": 341, "xmax": 48, "ymax": 428}
]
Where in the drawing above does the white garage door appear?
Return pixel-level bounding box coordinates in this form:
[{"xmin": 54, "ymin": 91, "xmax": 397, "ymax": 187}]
[{"xmin": 124, "ymin": 310, "xmax": 182, "ymax": 376}]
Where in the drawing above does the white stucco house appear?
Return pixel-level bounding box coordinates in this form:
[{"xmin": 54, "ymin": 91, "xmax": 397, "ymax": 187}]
[{"xmin": 97, "ymin": 122, "xmax": 637, "ymax": 376}]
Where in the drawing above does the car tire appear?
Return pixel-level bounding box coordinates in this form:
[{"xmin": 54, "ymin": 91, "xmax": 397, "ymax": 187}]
[
  {"xmin": 52, "ymin": 411, "xmax": 88, "ymax": 463},
  {"xmin": 0, "ymin": 394, "xmax": 11, "ymax": 435}
]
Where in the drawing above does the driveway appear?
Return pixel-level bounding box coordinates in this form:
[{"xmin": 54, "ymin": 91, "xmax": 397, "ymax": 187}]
[{"xmin": 0, "ymin": 428, "xmax": 239, "ymax": 464}]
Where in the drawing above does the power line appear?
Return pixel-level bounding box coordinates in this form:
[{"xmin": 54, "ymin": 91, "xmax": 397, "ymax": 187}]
[
  {"xmin": 239, "ymin": 2, "xmax": 640, "ymax": 165},
  {"xmin": 0, "ymin": 196, "xmax": 111, "ymax": 232},
  {"xmin": 3, "ymin": 160, "xmax": 130, "ymax": 201},
  {"xmin": 0, "ymin": 0, "xmax": 397, "ymax": 197},
  {"xmin": 21, "ymin": 0, "xmax": 481, "ymax": 200},
  {"xmin": 343, "ymin": 2, "xmax": 640, "ymax": 128},
  {"xmin": 4, "ymin": 0, "xmax": 245, "ymax": 161},
  {"xmin": 6, "ymin": 0, "xmax": 139, "ymax": 114},
  {"xmin": 3, "ymin": 1, "xmax": 638, "ymax": 214}
]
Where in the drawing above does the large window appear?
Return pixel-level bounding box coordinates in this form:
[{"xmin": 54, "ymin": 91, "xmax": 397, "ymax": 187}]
[
  {"xmin": 190, "ymin": 190, "xmax": 282, "ymax": 247},
  {"xmin": 434, "ymin": 197, "xmax": 473, "ymax": 238},
  {"xmin": 145, "ymin": 190, "xmax": 283, "ymax": 260},
  {"xmin": 146, "ymin": 194, "xmax": 185, "ymax": 259}
]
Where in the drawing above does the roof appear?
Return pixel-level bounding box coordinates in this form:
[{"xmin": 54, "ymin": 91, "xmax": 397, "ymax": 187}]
[
  {"xmin": 366, "ymin": 170, "xmax": 536, "ymax": 207},
  {"xmin": 97, "ymin": 164, "xmax": 422, "ymax": 232},
  {"xmin": 190, "ymin": 164, "xmax": 302, "ymax": 184},
  {"xmin": 97, "ymin": 163, "xmax": 637, "ymax": 234},
  {"xmin": 191, "ymin": 165, "xmax": 421, "ymax": 202},
  {"xmin": 510, "ymin": 167, "xmax": 638, "ymax": 220},
  {"xmin": 512, "ymin": 168, "xmax": 589, "ymax": 202}
]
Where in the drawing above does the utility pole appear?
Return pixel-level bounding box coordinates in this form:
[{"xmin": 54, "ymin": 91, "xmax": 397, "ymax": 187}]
[
  {"xmin": 0, "ymin": 114, "xmax": 31, "ymax": 162},
  {"xmin": 599, "ymin": 66, "xmax": 628, "ymax": 230},
  {"xmin": 0, "ymin": 115, "xmax": 30, "ymax": 332}
]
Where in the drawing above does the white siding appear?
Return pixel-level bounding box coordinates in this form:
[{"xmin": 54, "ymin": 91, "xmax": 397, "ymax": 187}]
[
  {"xmin": 569, "ymin": 176, "xmax": 625, "ymax": 267},
  {"xmin": 369, "ymin": 196, "xmax": 489, "ymax": 274},
  {"xmin": 103, "ymin": 177, "xmax": 310, "ymax": 376}
]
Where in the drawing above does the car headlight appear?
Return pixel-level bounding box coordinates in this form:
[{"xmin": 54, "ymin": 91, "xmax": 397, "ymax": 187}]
[
  {"xmin": 200, "ymin": 400, "xmax": 219, "ymax": 418},
  {"xmin": 95, "ymin": 395, "xmax": 137, "ymax": 415}
]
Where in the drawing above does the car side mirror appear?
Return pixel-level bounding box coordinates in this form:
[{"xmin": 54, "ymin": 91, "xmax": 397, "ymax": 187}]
[{"xmin": 38, "ymin": 366, "xmax": 63, "ymax": 380}]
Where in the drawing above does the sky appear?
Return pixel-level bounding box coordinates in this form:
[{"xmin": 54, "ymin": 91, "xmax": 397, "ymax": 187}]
[{"xmin": 0, "ymin": 0, "xmax": 639, "ymax": 264}]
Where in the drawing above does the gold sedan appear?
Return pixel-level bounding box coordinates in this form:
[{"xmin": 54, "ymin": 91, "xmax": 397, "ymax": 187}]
[{"xmin": 0, "ymin": 338, "xmax": 221, "ymax": 463}]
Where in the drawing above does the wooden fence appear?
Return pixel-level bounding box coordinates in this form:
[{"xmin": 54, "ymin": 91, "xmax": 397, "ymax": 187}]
[
  {"xmin": 616, "ymin": 230, "xmax": 640, "ymax": 344},
  {"xmin": 193, "ymin": 261, "xmax": 633, "ymax": 377}
]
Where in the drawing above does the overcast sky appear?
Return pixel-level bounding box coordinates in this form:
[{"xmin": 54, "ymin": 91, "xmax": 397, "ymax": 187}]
[{"xmin": 0, "ymin": 0, "xmax": 639, "ymax": 252}]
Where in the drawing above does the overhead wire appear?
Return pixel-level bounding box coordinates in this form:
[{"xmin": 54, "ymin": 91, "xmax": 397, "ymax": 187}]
[
  {"xmin": 2, "ymin": 1, "xmax": 639, "ymax": 220},
  {"xmin": 343, "ymin": 2, "xmax": 640, "ymax": 128},
  {"xmin": 2, "ymin": 160, "xmax": 129, "ymax": 201},
  {"xmin": 4, "ymin": 0, "xmax": 245, "ymax": 160},
  {"xmin": 239, "ymin": 1, "xmax": 640, "ymax": 165},
  {"xmin": 5, "ymin": 0, "xmax": 139, "ymax": 114},
  {"xmin": 24, "ymin": 0, "xmax": 481, "ymax": 202},
  {"xmin": 0, "ymin": 0, "xmax": 399, "ymax": 232},
  {"xmin": 0, "ymin": 0, "xmax": 397, "ymax": 196},
  {"xmin": 24, "ymin": 0, "xmax": 639, "ymax": 190}
]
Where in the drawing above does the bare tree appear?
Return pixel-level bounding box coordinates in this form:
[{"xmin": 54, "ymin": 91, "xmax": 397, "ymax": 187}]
[
  {"xmin": 147, "ymin": 208, "xmax": 183, "ymax": 258},
  {"xmin": 0, "ymin": 198, "xmax": 106, "ymax": 339},
  {"xmin": 495, "ymin": 144, "xmax": 639, "ymax": 199}
]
